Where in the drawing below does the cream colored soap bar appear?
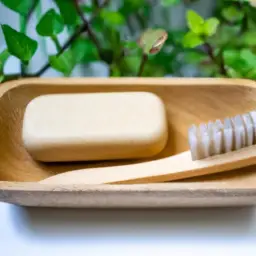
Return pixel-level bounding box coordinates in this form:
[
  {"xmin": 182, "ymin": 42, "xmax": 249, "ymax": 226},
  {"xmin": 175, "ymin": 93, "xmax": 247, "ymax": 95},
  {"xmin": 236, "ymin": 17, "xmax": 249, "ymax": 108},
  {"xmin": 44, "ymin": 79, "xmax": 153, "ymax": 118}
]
[{"xmin": 22, "ymin": 92, "xmax": 168, "ymax": 162}]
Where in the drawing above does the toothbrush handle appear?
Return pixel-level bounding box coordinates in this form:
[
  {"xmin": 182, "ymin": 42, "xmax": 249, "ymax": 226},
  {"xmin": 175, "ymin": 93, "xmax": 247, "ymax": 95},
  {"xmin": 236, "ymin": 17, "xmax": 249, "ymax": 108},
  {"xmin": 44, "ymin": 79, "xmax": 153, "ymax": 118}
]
[{"xmin": 41, "ymin": 146, "xmax": 256, "ymax": 185}]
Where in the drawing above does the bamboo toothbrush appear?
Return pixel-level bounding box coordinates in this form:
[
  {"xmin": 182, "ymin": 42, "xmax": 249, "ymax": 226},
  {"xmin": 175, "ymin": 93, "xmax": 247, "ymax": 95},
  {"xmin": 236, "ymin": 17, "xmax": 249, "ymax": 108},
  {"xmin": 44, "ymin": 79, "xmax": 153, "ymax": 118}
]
[{"xmin": 41, "ymin": 109, "xmax": 256, "ymax": 185}]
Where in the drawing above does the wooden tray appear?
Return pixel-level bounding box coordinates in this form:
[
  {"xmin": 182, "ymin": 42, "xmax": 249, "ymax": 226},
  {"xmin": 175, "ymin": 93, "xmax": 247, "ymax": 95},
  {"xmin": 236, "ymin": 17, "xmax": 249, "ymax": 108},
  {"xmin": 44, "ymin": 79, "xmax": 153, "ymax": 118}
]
[{"xmin": 1, "ymin": 77, "xmax": 256, "ymax": 208}]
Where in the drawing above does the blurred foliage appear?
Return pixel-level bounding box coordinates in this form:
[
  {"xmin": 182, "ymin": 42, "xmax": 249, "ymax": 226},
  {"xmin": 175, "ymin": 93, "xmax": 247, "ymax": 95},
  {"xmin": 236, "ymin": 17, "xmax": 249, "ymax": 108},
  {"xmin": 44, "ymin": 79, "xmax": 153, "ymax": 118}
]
[{"xmin": 0, "ymin": 0, "xmax": 255, "ymax": 81}]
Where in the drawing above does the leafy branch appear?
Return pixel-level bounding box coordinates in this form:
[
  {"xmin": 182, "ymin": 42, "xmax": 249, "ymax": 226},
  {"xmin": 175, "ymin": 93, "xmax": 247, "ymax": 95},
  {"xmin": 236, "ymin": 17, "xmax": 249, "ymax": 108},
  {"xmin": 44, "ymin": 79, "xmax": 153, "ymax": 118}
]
[
  {"xmin": 20, "ymin": 0, "xmax": 39, "ymax": 76},
  {"xmin": 183, "ymin": 1, "xmax": 256, "ymax": 79},
  {"xmin": 1, "ymin": 0, "xmax": 110, "ymax": 82},
  {"xmin": 35, "ymin": 0, "xmax": 110, "ymax": 77},
  {"xmin": 74, "ymin": 0, "xmax": 102, "ymax": 56},
  {"xmin": 0, "ymin": 0, "xmax": 255, "ymax": 82},
  {"xmin": 183, "ymin": 10, "xmax": 228, "ymax": 76},
  {"xmin": 203, "ymin": 42, "xmax": 227, "ymax": 76}
]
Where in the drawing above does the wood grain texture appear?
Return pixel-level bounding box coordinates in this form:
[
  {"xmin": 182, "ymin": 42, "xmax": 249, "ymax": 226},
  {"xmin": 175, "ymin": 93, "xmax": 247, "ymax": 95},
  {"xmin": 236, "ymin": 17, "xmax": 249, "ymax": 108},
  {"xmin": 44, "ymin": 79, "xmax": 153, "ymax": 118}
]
[
  {"xmin": 41, "ymin": 146, "xmax": 256, "ymax": 185},
  {"xmin": 1, "ymin": 77, "xmax": 256, "ymax": 207}
]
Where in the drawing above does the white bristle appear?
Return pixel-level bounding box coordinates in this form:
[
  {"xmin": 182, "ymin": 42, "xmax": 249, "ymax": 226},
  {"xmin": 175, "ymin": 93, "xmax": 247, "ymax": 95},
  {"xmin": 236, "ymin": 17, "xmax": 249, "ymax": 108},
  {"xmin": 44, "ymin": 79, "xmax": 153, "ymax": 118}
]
[
  {"xmin": 242, "ymin": 113, "xmax": 253, "ymax": 146},
  {"xmin": 223, "ymin": 118, "xmax": 233, "ymax": 153},
  {"xmin": 207, "ymin": 121, "xmax": 214, "ymax": 156},
  {"xmin": 250, "ymin": 111, "xmax": 256, "ymax": 143},
  {"xmin": 231, "ymin": 115, "xmax": 246, "ymax": 150},
  {"xmin": 188, "ymin": 109, "xmax": 256, "ymax": 161},
  {"xmin": 212, "ymin": 120, "xmax": 223, "ymax": 155},
  {"xmin": 188, "ymin": 125, "xmax": 200, "ymax": 161},
  {"xmin": 199, "ymin": 124, "xmax": 210, "ymax": 158}
]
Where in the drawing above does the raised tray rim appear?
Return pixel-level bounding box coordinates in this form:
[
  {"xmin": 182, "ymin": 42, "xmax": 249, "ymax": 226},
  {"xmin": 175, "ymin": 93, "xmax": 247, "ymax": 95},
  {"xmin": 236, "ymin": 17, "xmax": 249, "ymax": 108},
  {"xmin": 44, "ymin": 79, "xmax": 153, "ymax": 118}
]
[
  {"xmin": 1, "ymin": 77, "xmax": 256, "ymax": 207},
  {"xmin": 1, "ymin": 77, "xmax": 255, "ymax": 95}
]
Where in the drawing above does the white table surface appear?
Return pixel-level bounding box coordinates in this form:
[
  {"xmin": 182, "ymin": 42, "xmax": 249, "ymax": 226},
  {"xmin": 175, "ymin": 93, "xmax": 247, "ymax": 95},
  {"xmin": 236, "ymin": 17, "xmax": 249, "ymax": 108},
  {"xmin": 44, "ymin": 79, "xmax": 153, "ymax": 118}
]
[{"xmin": 1, "ymin": 203, "xmax": 256, "ymax": 255}]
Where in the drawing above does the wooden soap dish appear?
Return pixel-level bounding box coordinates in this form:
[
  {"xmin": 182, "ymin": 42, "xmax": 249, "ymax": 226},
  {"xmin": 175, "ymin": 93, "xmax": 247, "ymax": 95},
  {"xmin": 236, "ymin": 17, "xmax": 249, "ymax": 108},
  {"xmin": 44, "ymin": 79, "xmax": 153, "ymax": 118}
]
[{"xmin": 1, "ymin": 77, "xmax": 256, "ymax": 208}]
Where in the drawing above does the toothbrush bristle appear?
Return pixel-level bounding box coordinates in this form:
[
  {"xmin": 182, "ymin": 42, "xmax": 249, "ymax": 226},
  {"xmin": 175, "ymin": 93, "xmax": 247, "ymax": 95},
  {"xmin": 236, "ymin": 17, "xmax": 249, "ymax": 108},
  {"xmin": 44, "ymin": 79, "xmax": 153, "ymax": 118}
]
[{"xmin": 188, "ymin": 110, "xmax": 256, "ymax": 160}]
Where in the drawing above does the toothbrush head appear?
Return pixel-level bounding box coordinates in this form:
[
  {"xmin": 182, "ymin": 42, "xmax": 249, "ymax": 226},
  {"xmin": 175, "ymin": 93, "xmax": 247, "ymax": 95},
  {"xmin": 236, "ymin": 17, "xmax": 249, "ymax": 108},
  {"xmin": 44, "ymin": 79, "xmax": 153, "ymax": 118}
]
[{"xmin": 188, "ymin": 110, "xmax": 256, "ymax": 161}]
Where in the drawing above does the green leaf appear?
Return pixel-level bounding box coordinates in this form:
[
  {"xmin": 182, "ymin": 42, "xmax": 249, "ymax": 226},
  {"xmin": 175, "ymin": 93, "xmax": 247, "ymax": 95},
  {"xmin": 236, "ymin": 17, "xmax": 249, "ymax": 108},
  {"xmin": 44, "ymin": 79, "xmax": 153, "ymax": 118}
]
[
  {"xmin": 36, "ymin": 9, "xmax": 64, "ymax": 37},
  {"xmin": 223, "ymin": 48, "xmax": 254, "ymax": 76},
  {"xmin": 0, "ymin": 49, "xmax": 10, "ymax": 71},
  {"xmin": 161, "ymin": 0, "xmax": 181, "ymax": 6},
  {"xmin": 119, "ymin": 0, "xmax": 144, "ymax": 16},
  {"xmin": 221, "ymin": 6, "xmax": 244, "ymax": 22},
  {"xmin": 54, "ymin": 0, "xmax": 78, "ymax": 25},
  {"xmin": 168, "ymin": 30, "xmax": 187, "ymax": 45},
  {"xmin": 200, "ymin": 63, "xmax": 218, "ymax": 77},
  {"xmin": 81, "ymin": 4, "xmax": 95, "ymax": 13},
  {"xmin": 49, "ymin": 50, "xmax": 75, "ymax": 76},
  {"xmin": 240, "ymin": 49, "xmax": 256, "ymax": 67},
  {"xmin": 223, "ymin": 49, "xmax": 240, "ymax": 66},
  {"xmin": 124, "ymin": 41, "xmax": 138, "ymax": 50},
  {"xmin": 1, "ymin": 24, "xmax": 38, "ymax": 63},
  {"xmin": 149, "ymin": 51, "xmax": 173, "ymax": 71},
  {"xmin": 71, "ymin": 38, "xmax": 99, "ymax": 63},
  {"xmin": 110, "ymin": 64, "xmax": 121, "ymax": 77},
  {"xmin": 142, "ymin": 4, "xmax": 151, "ymax": 18},
  {"xmin": 209, "ymin": 25, "xmax": 240, "ymax": 47},
  {"xmin": 123, "ymin": 41, "xmax": 142, "ymax": 56},
  {"xmin": 227, "ymin": 67, "xmax": 242, "ymax": 78},
  {"xmin": 100, "ymin": 10, "xmax": 125, "ymax": 27},
  {"xmin": 246, "ymin": 68, "xmax": 256, "ymax": 80},
  {"xmin": 203, "ymin": 18, "xmax": 220, "ymax": 36},
  {"xmin": 182, "ymin": 32, "xmax": 204, "ymax": 48},
  {"xmin": 50, "ymin": 37, "xmax": 100, "ymax": 74},
  {"xmin": 143, "ymin": 63, "xmax": 166, "ymax": 77},
  {"xmin": 104, "ymin": 27, "xmax": 122, "ymax": 50},
  {"xmin": 91, "ymin": 16, "xmax": 105, "ymax": 32},
  {"xmin": 0, "ymin": 0, "xmax": 34, "ymax": 16},
  {"xmin": 184, "ymin": 51, "xmax": 208, "ymax": 64},
  {"xmin": 99, "ymin": 49, "xmax": 114, "ymax": 64},
  {"xmin": 121, "ymin": 55, "xmax": 142, "ymax": 75},
  {"xmin": 186, "ymin": 10, "xmax": 204, "ymax": 34},
  {"xmin": 243, "ymin": 31, "xmax": 256, "ymax": 46},
  {"xmin": 247, "ymin": 5, "xmax": 256, "ymax": 23},
  {"xmin": 0, "ymin": 49, "xmax": 10, "ymax": 82}
]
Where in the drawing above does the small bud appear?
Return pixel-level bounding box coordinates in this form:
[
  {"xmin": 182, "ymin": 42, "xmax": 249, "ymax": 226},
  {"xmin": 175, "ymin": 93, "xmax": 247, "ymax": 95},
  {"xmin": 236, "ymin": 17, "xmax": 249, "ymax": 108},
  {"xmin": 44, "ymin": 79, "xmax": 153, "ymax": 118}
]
[
  {"xmin": 137, "ymin": 28, "xmax": 168, "ymax": 55},
  {"xmin": 249, "ymin": 0, "xmax": 256, "ymax": 7}
]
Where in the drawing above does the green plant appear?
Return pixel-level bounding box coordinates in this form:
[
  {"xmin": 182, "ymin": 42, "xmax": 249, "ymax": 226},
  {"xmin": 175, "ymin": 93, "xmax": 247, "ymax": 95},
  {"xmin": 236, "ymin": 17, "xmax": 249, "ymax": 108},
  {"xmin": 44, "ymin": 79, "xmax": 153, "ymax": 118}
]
[
  {"xmin": 183, "ymin": 0, "xmax": 256, "ymax": 79},
  {"xmin": 0, "ymin": 0, "xmax": 255, "ymax": 83}
]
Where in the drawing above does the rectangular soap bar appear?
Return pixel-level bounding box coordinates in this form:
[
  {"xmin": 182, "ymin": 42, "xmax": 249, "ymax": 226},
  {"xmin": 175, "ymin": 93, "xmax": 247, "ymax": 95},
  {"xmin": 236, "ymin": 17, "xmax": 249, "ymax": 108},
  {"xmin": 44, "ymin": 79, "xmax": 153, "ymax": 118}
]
[{"xmin": 22, "ymin": 92, "xmax": 168, "ymax": 162}]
